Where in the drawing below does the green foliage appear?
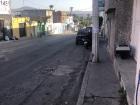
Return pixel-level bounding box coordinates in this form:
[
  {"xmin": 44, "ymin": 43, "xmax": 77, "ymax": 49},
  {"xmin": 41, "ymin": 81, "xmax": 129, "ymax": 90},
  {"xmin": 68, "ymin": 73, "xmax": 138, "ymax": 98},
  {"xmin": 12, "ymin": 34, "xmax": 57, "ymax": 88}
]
[{"xmin": 73, "ymin": 14, "xmax": 92, "ymax": 28}]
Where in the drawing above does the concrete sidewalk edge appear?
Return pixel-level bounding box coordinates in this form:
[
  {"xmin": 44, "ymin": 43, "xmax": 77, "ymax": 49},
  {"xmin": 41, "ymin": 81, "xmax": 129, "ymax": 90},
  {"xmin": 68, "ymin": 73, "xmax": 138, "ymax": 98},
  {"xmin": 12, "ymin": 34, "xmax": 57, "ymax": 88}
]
[{"xmin": 76, "ymin": 59, "xmax": 91, "ymax": 105}]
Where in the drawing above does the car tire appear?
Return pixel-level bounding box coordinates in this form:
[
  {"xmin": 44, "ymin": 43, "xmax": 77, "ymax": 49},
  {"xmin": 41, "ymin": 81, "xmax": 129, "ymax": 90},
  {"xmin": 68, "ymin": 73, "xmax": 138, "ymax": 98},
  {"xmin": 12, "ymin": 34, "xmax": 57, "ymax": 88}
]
[{"xmin": 76, "ymin": 40, "xmax": 79, "ymax": 45}]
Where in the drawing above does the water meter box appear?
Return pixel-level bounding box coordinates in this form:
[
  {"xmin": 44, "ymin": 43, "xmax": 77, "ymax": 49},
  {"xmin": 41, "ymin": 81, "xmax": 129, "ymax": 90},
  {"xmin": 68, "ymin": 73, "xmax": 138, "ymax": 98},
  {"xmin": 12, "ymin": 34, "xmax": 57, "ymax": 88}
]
[{"xmin": 115, "ymin": 45, "xmax": 131, "ymax": 59}]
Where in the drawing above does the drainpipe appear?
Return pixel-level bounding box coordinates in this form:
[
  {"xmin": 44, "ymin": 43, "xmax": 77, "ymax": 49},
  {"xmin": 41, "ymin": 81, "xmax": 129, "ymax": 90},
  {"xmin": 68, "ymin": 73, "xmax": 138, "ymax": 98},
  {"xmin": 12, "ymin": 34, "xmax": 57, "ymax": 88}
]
[{"xmin": 92, "ymin": 0, "xmax": 99, "ymax": 62}]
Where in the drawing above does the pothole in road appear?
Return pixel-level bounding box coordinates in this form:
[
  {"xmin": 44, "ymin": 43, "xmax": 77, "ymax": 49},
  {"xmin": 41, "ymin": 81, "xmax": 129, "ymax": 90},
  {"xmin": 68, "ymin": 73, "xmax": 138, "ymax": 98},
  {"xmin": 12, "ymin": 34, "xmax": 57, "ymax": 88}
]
[
  {"xmin": 34, "ymin": 66, "xmax": 55, "ymax": 75},
  {"xmin": 53, "ymin": 65, "xmax": 73, "ymax": 76}
]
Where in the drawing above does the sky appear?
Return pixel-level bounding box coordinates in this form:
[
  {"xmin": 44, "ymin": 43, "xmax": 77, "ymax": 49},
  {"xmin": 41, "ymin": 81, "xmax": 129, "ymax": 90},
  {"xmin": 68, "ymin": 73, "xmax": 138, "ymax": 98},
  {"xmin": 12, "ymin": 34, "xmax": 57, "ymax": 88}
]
[{"xmin": 11, "ymin": 0, "xmax": 92, "ymax": 11}]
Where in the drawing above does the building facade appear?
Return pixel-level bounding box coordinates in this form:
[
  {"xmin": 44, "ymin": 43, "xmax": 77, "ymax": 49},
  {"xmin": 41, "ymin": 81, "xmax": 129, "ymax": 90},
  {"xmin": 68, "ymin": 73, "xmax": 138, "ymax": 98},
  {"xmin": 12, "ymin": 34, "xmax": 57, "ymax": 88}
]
[
  {"xmin": 17, "ymin": 9, "xmax": 53, "ymax": 34},
  {"xmin": 131, "ymin": 1, "xmax": 140, "ymax": 104},
  {"xmin": 12, "ymin": 17, "xmax": 38, "ymax": 39},
  {"xmin": 0, "ymin": 0, "xmax": 11, "ymax": 40},
  {"xmin": 0, "ymin": 15, "xmax": 11, "ymax": 40},
  {"xmin": 53, "ymin": 11, "xmax": 74, "ymax": 34},
  {"xmin": 105, "ymin": 0, "xmax": 140, "ymax": 105},
  {"xmin": 53, "ymin": 11, "xmax": 69, "ymax": 23},
  {"xmin": 105, "ymin": 0, "xmax": 133, "ymax": 59}
]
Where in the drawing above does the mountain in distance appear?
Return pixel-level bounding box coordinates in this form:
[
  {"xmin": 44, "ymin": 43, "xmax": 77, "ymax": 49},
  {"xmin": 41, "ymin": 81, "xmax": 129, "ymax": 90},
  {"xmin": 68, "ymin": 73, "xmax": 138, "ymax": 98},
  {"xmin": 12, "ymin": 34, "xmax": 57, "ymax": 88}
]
[
  {"xmin": 11, "ymin": 7, "xmax": 92, "ymax": 18},
  {"xmin": 72, "ymin": 11, "xmax": 92, "ymax": 17},
  {"xmin": 12, "ymin": 6, "xmax": 37, "ymax": 12},
  {"xmin": 11, "ymin": 6, "xmax": 38, "ymax": 16}
]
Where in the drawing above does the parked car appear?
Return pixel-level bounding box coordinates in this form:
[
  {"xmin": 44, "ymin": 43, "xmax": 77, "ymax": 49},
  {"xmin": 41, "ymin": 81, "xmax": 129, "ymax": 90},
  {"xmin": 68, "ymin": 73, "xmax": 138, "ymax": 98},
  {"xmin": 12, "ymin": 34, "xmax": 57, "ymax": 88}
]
[
  {"xmin": 75, "ymin": 28, "xmax": 87, "ymax": 45},
  {"xmin": 82, "ymin": 27, "xmax": 92, "ymax": 49}
]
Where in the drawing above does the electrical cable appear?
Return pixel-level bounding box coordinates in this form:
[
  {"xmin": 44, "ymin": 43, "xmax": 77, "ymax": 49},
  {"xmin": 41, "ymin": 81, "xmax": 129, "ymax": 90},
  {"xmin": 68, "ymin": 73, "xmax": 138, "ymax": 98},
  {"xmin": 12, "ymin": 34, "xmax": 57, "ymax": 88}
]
[{"xmin": 136, "ymin": 70, "xmax": 140, "ymax": 105}]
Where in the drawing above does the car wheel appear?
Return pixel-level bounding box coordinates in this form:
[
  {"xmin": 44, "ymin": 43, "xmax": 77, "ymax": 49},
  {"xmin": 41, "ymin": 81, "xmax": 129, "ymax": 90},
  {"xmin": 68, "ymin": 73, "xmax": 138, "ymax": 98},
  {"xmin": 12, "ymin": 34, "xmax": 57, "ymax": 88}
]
[{"xmin": 76, "ymin": 40, "xmax": 79, "ymax": 45}]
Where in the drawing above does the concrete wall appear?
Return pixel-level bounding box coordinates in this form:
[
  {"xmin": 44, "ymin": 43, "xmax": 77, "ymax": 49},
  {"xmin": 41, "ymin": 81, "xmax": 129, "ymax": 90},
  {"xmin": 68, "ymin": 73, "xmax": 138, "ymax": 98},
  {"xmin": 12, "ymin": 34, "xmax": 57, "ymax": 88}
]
[
  {"xmin": 131, "ymin": 0, "xmax": 140, "ymax": 61},
  {"xmin": 0, "ymin": 15, "xmax": 11, "ymax": 26},
  {"xmin": 52, "ymin": 23, "xmax": 66, "ymax": 34},
  {"xmin": 131, "ymin": 1, "xmax": 140, "ymax": 104},
  {"xmin": 20, "ymin": 9, "xmax": 53, "ymax": 25},
  {"xmin": 105, "ymin": 0, "xmax": 116, "ymax": 11},
  {"xmin": 21, "ymin": 10, "xmax": 46, "ymax": 19},
  {"xmin": 107, "ymin": 12, "xmax": 116, "ymax": 59},
  {"xmin": 105, "ymin": 0, "xmax": 133, "ymax": 59},
  {"xmin": 12, "ymin": 17, "xmax": 38, "ymax": 38},
  {"xmin": 105, "ymin": 0, "xmax": 116, "ymax": 59},
  {"xmin": 115, "ymin": 0, "xmax": 133, "ymax": 45},
  {"xmin": 105, "ymin": 0, "xmax": 140, "ymax": 104},
  {"xmin": 0, "ymin": 15, "xmax": 11, "ymax": 39},
  {"xmin": 46, "ymin": 10, "xmax": 53, "ymax": 23},
  {"xmin": 53, "ymin": 11, "xmax": 69, "ymax": 23}
]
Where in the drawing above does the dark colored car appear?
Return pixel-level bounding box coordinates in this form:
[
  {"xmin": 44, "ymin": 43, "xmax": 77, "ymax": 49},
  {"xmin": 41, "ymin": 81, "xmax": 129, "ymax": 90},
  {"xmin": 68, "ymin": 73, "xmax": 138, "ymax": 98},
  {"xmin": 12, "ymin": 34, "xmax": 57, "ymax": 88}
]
[{"xmin": 75, "ymin": 28, "xmax": 87, "ymax": 45}]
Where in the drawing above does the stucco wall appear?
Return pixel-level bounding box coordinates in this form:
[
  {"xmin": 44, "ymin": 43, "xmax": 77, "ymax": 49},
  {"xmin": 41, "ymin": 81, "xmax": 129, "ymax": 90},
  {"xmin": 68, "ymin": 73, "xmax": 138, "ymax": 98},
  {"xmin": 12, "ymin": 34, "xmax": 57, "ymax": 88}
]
[
  {"xmin": 131, "ymin": 2, "xmax": 140, "ymax": 103},
  {"xmin": 105, "ymin": 0, "xmax": 116, "ymax": 11},
  {"xmin": 105, "ymin": 0, "xmax": 133, "ymax": 45},
  {"xmin": 131, "ymin": 1, "xmax": 140, "ymax": 105},
  {"xmin": 131, "ymin": 0, "xmax": 140, "ymax": 61},
  {"xmin": 105, "ymin": 0, "xmax": 133, "ymax": 59},
  {"xmin": 115, "ymin": 0, "xmax": 133, "ymax": 45},
  {"xmin": 108, "ymin": 12, "xmax": 116, "ymax": 59},
  {"xmin": 0, "ymin": 15, "xmax": 11, "ymax": 27}
]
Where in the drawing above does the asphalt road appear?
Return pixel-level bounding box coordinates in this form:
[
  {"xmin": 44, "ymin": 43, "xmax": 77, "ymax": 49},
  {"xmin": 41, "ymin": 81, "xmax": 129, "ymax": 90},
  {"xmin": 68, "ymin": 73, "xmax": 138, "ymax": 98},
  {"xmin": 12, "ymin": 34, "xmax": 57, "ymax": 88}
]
[{"xmin": 0, "ymin": 34, "xmax": 90, "ymax": 105}]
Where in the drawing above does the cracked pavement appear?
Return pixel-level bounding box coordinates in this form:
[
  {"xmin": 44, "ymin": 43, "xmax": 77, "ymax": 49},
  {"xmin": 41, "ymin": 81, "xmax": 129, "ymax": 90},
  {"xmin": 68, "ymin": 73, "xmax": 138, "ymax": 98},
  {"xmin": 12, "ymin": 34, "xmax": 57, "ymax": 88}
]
[{"xmin": 0, "ymin": 35, "xmax": 90, "ymax": 105}]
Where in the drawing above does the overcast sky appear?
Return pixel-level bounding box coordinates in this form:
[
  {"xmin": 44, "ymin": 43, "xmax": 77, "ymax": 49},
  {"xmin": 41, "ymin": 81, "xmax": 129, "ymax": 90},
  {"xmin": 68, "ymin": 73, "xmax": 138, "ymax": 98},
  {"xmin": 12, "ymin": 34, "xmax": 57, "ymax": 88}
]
[{"xmin": 11, "ymin": 0, "xmax": 92, "ymax": 11}]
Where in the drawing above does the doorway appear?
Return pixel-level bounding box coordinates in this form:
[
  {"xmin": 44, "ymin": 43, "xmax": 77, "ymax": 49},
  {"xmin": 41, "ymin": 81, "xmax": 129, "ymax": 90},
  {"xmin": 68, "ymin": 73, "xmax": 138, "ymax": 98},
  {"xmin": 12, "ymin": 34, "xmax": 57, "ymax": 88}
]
[
  {"xmin": 0, "ymin": 20, "xmax": 4, "ymax": 40},
  {"xmin": 19, "ymin": 23, "xmax": 26, "ymax": 37}
]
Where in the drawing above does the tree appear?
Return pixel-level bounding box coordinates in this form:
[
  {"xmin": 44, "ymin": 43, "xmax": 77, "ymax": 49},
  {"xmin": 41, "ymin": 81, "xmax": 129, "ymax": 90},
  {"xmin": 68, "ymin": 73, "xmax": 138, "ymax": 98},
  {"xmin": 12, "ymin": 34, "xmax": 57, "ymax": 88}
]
[
  {"xmin": 87, "ymin": 14, "xmax": 92, "ymax": 26},
  {"xmin": 49, "ymin": 5, "xmax": 54, "ymax": 10},
  {"xmin": 70, "ymin": 7, "xmax": 74, "ymax": 16}
]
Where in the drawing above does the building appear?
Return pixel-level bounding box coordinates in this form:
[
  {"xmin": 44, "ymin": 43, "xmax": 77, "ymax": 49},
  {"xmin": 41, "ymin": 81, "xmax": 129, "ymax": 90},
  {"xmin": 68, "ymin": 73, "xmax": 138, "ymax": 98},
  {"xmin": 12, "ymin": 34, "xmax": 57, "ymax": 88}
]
[
  {"xmin": 105, "ymin": 0, "xmax": 140, "ymax": 105},
  {"xmin": 131, "ymin": 1, "xmax": 140, "ymax": 105},
  {"xmin": 53, "ymin": 11, "xmax": 74, "ymax": 34},
  {"xmin": 53, "ymin": 11, "xmax": 69, "ymax": 23},
  {"xmin": 0, "ymin": 15, "xmax": 11, "ymax": 40},
  {"xmin": 16, "ymin": 9, "xmax": 53, "ymax": 34},
  {"xmin": 12, "ymin": 17, "xmax": 38, "ymax": 39},
  {"xmin": 0, "ymin": 0, "xmax": 12, "ymax": 40},
  {"xmin": 105, "ymin": 0, "xmax": 133, "ymax": 59}
]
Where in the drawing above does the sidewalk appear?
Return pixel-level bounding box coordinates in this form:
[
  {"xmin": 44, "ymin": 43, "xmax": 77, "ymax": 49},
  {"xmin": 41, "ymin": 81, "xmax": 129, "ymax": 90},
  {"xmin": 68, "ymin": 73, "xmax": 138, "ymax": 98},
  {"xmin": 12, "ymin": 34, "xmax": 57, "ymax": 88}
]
[{"xmin": 77, "ymin": 40, "xmax": 121, "ymax": 105}]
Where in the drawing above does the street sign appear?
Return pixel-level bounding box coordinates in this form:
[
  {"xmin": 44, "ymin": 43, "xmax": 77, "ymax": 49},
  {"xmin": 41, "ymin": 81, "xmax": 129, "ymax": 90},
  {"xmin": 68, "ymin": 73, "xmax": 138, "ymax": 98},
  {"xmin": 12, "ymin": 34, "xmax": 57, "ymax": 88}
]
[{"xmin": 0, "ymin": 0, "xmax": 11, "ymax": 14}]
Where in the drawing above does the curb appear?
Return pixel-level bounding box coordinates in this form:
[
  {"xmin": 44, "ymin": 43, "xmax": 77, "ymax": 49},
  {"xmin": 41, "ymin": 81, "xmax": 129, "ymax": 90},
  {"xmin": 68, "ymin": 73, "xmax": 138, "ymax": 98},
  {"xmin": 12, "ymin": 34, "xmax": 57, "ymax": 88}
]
[
  {"xmin": 113, "ymin": 58, "xmax": 134, "ymax": 105},
  {"xmin": 76, "ymin": 61, "xmax": 91, "ymax": 105}
]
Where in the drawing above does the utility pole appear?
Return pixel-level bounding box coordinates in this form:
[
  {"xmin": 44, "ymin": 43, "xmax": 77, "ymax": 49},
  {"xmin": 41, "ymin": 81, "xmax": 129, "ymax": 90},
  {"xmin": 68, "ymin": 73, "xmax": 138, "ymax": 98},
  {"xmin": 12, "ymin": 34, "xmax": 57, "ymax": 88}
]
[{"xmin": 92, "ymin": 0, "xmax": 99, "ymax": 62}]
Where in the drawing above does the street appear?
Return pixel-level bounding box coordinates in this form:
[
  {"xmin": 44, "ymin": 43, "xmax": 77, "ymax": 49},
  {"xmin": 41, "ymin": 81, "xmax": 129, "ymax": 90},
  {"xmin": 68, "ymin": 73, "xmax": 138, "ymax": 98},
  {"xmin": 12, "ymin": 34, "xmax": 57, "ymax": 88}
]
[{"xmin": 0, "ymin": 35, "xmax": 90, "ymax": 105}]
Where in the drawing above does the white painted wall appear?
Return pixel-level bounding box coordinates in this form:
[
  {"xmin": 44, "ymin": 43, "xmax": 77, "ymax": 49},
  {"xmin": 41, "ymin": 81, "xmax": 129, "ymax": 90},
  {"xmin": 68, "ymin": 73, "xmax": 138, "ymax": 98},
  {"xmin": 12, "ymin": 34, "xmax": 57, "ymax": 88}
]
[
  {"xmin": 131, "ymin": 0, "xmax": 140, "ymax": 105},
  {"xmin": 131, "ymin": 0, "xmax": 140, "ymax": 61},
  {"xmin": 52, "ymin": 23, "xmax": 66, "ymax": 34}
]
